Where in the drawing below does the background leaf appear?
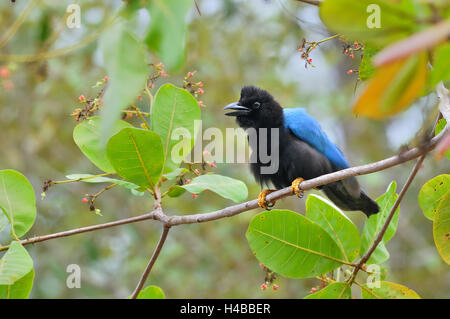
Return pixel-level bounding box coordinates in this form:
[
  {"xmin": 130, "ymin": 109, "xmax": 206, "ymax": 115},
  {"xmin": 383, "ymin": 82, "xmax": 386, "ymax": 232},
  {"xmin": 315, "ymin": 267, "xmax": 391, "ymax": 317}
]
[
  {"xmin": 353, "ymin": 53, "xmax": 428, "ymax": 119},
  {"xmin": 0, "ymin": 170, "xmax": 36, "ymax": 239},
  {"xmin": 106, "ymin": 128, "xmax": 164, "ymax": 189},
  {"xmin": 361, "ymin": 181, "xmax": 399, "ymax": 264},
  {"xmin": 136, "ymin": 285, "xmax": 165, "ymax": 299},
  {"xmin": 361, "ymin": 281, "xmax": 420, "ymax": 299},
  {"xmin": 359, "ymin": 46, "xmax": 378, "ymax": 81},
  {"xmin": 320, "ymin": 0, "xmax": 417, "ymax": 48},
  {"xmin": 0, "ymin": 241, "xmax": 33, "ymax": 285},
  {"xmin": 0, "ymin": 269, "xmax": 34, "ymax": 299},
  {"xmin": 73, "ymin": 117, "xmax": 133, "ymax": 173},
  {"xmin": 418, "ymin": 174, "xmax": 450, "ymax": 221},
  {"xmin": 306, "ymin": 194, "xmax": 361, "ymax": 263},
  {"xmin": 246, "ymin": 210, "xmax": 344, "ymax": 278},
  {"xmin": 99, "ymin": 20, "xmax": 148, "ymax": 141},
  {"xmin": 304, "ymin": 282, "xmax": 351, "ymax": 299},
  {"xmin": 430, "ymin": 42, "xmax": 450, "ymax": 86},
  {"xmin": 433, "ymin": 193, "xmax": 450, "ymax": 265},
  {"xmin": 181, "ymin": 174, "xmax": 248, "ymax": 203},
  {"xmin": 151, "ymin": 84, "xmax": 201, "ymax": 174},
  {"xmin": 145, "ymin": 0, "xmax": 192, "ymax": 71}
]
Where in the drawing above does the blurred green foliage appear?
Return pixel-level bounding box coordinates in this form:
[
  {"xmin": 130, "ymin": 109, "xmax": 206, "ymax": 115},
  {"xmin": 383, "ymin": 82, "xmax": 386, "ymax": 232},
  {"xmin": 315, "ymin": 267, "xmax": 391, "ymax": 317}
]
[{"xmin": 0, "ymin": 0, "xmax": 448, "ymax": 298}]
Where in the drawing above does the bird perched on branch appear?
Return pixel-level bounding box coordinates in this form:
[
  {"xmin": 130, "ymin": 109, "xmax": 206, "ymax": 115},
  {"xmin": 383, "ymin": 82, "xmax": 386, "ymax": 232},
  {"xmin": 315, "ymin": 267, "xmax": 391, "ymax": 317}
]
[{"xmin": 224, "ymin": 86, "xmax": 379, "ymax": 216}]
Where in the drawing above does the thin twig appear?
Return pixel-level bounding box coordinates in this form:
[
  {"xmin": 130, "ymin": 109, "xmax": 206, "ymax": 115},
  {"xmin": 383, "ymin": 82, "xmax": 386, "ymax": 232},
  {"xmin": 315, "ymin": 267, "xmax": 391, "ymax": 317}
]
[
  {"xmin": 295, "ymin": 0, "xmax": 322, "ymax": 6},
  {"xmin": 130, "ymin": 225, "xmax": 170, "ymax": 299}
]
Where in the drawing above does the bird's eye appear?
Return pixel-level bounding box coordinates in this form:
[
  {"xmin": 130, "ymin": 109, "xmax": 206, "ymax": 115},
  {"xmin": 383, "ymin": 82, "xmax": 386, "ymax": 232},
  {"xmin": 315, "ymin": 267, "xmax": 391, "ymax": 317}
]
[{"xmin": 253, "ymin": 102, "xmax": 261, "ymax": 109}]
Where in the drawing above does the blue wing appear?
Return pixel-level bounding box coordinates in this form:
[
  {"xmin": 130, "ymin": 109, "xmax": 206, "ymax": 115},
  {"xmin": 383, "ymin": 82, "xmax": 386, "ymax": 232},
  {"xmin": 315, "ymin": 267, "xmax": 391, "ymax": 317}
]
[{"xmin": 283, "ymin": 108, "xmax": 350, "ymax": 170}]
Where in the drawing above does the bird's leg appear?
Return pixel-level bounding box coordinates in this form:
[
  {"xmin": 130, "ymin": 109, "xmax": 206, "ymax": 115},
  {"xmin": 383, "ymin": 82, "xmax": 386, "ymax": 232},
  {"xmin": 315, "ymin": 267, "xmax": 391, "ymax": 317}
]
[
  {"xmin": 257, "ymin": 189, "xmax": 277, "ymax": 210},
  {"xmin": 291, "ymin": 177, "xmax": 305, "ymax": 198}
]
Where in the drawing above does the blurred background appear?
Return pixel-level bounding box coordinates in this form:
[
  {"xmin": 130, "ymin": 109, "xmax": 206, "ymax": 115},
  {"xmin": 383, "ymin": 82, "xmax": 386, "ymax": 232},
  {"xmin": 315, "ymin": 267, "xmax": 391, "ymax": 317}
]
[{"xmin": 0, "ymin": 0, "xmax": 448, "ymax": 298}]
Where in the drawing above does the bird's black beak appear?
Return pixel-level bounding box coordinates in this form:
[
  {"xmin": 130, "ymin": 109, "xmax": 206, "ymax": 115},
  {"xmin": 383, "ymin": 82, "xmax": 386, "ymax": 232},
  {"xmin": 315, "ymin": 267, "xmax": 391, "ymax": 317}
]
[{"xmin": 224, "ymin": 102, "xmax": 251, "ymax": 117}]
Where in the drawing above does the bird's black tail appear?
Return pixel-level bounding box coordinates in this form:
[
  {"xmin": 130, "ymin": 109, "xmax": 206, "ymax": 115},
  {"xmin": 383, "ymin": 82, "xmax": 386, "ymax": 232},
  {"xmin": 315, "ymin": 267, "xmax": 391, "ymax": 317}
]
[{"xmin": 322, "ymin": 182, "xmax": 379, "ymax": 217}]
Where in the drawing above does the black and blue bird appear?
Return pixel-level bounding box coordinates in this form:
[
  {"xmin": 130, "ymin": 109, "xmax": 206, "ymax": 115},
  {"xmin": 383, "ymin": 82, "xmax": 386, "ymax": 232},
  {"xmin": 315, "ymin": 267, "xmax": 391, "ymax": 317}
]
[{"xmin": 224, "ymin": 86, "xmax": 379, "ymax": 216}]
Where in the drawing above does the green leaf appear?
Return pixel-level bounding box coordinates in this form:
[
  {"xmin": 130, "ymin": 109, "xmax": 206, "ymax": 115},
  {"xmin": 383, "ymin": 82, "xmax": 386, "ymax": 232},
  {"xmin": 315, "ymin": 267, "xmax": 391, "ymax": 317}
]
[
  {"xmin": 359, "ymin": 46, "xmax": 378, "ymax": 81},
  {"xmin": 65, "ymin": 174, "xmax": 141, "ymax": 190},
  {"xmin": 361, "ymin": 181, "xmax": 399, "ymax": 264},
  {"xmin": 304, "ymin": 282, "xmax": 351, "ymax": 299},
  {"xmin": 73, "ymin": 117, "xmax": 133, "ymax": 173},
  {"xmin": 320, "ymin": 0, "xmax": 417, "ymax": 48},
  {"xmin": 433, "ymin": 192, "xmax": 450, "ymax": 265},
  {"xmin": 0, "ymin": 208, "xmax": 8, "ymax": 233},
  {"xmin": 136, "ymin": 285, "xmax": 165, "ymax": 299},
  {"xmin": 306, "ymin": 195, "xmax": 361, "ymax": 263},
  {"xmin": 435, "ymin": 119, "xmax": 450, "ymax": 160},
  {"xmin": 0, "ymin": 269, "xmax": 34, "ymax": 299},
  {"xmin": 418, "ymin": 174, "xmax": 450, "ymax": 221},
  {"xmin": 361, "ymin": 281, "xmax": 420, "ymax": 299},
  {"xmin": 167, "ymin": 185, "xmax": 186, "ymax": 198},
  {"xmin": 106, "ymin": 128, "xmax": 164, "ymax": 189},
  {"xmin": 430, "ymin": 42, "xmax": 450, "ymax": 86},
  {"xmin": 163, "ymin": 168, "xmax": 189, "ymax": 181},
  {"xmin": 246, "ymin": 210, "xmax": 345, "ymax": 278},
  {"xmin": 0, "ymin": 170, "xmax": 36, "ymax": 239},
  {"xmin": 152, "ymin": 84, "xmax": 201, "ymax": 174},
  {"xmin": 0, "ymin": 241, "xmax": 33, "ymax": 285},
  {"xmin": 181, "ymin": 174, "xmax": 248, "ymax": 203},
  {"xmin": 99, "ymin": 20, "xmax": 148, "ymax": 141},
  {"xmin": 145, "ymin": 0, "xmax": 192, "ymax": 70}
]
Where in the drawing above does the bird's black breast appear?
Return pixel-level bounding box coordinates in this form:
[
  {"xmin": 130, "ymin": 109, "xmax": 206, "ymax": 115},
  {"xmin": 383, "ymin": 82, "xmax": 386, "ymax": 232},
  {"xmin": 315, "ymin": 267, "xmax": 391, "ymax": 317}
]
[{"xmin": 250, "ymin": 128, "xmax": 334, "ymax": 189}]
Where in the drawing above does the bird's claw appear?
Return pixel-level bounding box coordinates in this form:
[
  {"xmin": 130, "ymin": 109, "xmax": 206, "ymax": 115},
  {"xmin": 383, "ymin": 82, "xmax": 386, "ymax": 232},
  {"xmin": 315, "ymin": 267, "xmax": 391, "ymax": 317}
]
[
  {"xmin": 291, "ymin": 177, "xmax": 305, "ymax": 198},
  {"xmin": 257, "ymin": 189, "xmax": 277, "ymax": 210}
]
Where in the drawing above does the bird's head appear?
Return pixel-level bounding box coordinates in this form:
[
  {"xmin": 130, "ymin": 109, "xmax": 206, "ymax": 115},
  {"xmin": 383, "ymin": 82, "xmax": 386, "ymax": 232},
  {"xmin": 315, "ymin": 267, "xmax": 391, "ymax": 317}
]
[{"xmin": 224, "ymin": 86, "xmax": 284, "ymax": 129}]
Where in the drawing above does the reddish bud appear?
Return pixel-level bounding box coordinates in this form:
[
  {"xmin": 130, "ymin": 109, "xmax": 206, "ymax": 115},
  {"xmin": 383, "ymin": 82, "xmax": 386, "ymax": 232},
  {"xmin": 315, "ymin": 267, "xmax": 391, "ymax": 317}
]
[
  {"xmin": 197, "ymin": 88, "xmax": 204, "ymax": 95},
  {"xmin": 209, "ymin": 162, "xmax": 216, "ymax": 168},
  {"xmin": 82, "ymin": 197, "xmax": 89, "ymax": 204},
  {"xmin": 350, "ymin": 53, "xmax": 354, "ymax": 59},
  {"xmin": 0, "ymin": 67, "xmax": 10, "ymax": 78},
  {"xmin": 185, "ymin": 179, "xmax": 191, "ymax": 184},
  {"xmin": 261, "ymin": 283, "xmax": 267, "ymax": 291},
  {"xmin": 353, "ymin": 41, "xmax": 359, "ymax": 48},
  {"xmin": 187, "ymin": 71, "xmax": 194, "ymax": 78},
  {"xmin": 203, "ymin": 150, "xmax": 210, "ymax": 156},
  {"xmin": 347, "ymin": 69, "xmax": 353, "ymax": 75},
  {"xmin": 160, "ymin": 70, "xmax": 168, "ymax": 77},
  {"xmin": 259, "ymin": 262, "xmax": 264, "ymax": 269},
  {"xmin": 307, "ymin": 58, "xmax": 312, "ymax": 63},
  {"xmin": 78, "ymin": 95, "xmax": 86, "ymax": 102},
  {"xmin": 192, "ymin": 193, "xmax": 198, "ymax": 199},
  {"xmin": 137, "ymin": 95, "xmax": 142, "ymax": 101},
  {"xmin": 310, "ymin": 287, "xmax": 317, "ymax": 293},
  {"xmin": 198, "ymin": 101, "xmax": 204, "ymax": 107},
  {"xmin": 197, "ymin": 81, "xmax": 203, "ymax": 87},
  {"xmin": 273, "ymin": 284, "xmax": 279, "ymax": 291},
  {"xmin": 155, "ymin": 62, "xmax": 164, "ymax": 70},
  {"xmin": 148, "ymin": 82, "xmax": 154, "ymax": 88},
  {"xmin": 103, "ymin": 75, "xmax": 109, "ymax": 82},
  {"xmin": 127, "ymin": 112, "xmax": 133, "ymax": 119},
  {"xmin": 298, "ymin": 48, "xmax": 303, "ymax": 52}
]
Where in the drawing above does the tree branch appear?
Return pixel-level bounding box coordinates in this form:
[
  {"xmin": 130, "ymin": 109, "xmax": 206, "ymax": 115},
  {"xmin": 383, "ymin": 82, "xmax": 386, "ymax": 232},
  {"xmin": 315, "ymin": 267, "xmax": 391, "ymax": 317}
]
[
  {"xmin": 130, "ymin": 225, "xmax": 171, "ymax": 299},
  {"xmin": 295, "ymin": 0, "xmax": 322, "ymax": 6}
]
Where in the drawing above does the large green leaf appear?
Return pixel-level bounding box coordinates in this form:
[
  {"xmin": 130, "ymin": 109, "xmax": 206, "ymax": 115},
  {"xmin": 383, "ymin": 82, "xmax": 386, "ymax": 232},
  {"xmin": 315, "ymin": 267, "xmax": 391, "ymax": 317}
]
[
  {"xmin": 106, "ymin": 128, "xmax": 164, "ymax": 189},
  {"xmin": 418, "ymin": 174, "xmax": 450, "ymax": 221},
  {"xmin": 181, "ymin": 174, "xmax": 248, "ymax": 203},
  {"xmin": 0, "ymin": 170, "xmax": 36, "ymax": 239},
  {"xmin": 99, "ymin": 20, "xmax": 148, "ymax": 141},
  {"xmin": 136, "ymin": 285, "xmax": 165, "ymax": 299},
  {"xmin": 0, "ymin": 269, "xmax": 34, "ymax": 299},
  {"xmin": 304, "ymin": 282, "xmax": 351, "ymax": 299},
  {"xmin": 151, "ymin": 84, "xmax": 201, "ymax": 174},
  {"xmin": 320, "ymin": 0, "xmax": 417, "ymax": 48},
  {"xmin": 306, "ymin": 195, "xmax": 361, "ymax": 263},
  {"xmin": 360, "ymin": 181, "xmax": 399, "ymax": 264},
  {"xmin": 246, "ymin": 210, "xmax": 344, "ymax": 278},
  {"xmin": 359, "ymin": 46, "xmax": 378, "ymax": 81},
  {"xmin": 73, "ymin": 116, "xmax": 133, "ymax": 173},
  {"xmin": 433, "ymin": 193, "xmax": 450, "ymax": 265},
  {"xmin": 145, "ymin": 0, "xmax": 192, "ymax": 71},
  {"xmin": 0, "ymin": 241, "xmax": 33, "ymax": 285},
  {"xmin": 361, "ymin": 281, "xmax": 420, "ymax": 299}
]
